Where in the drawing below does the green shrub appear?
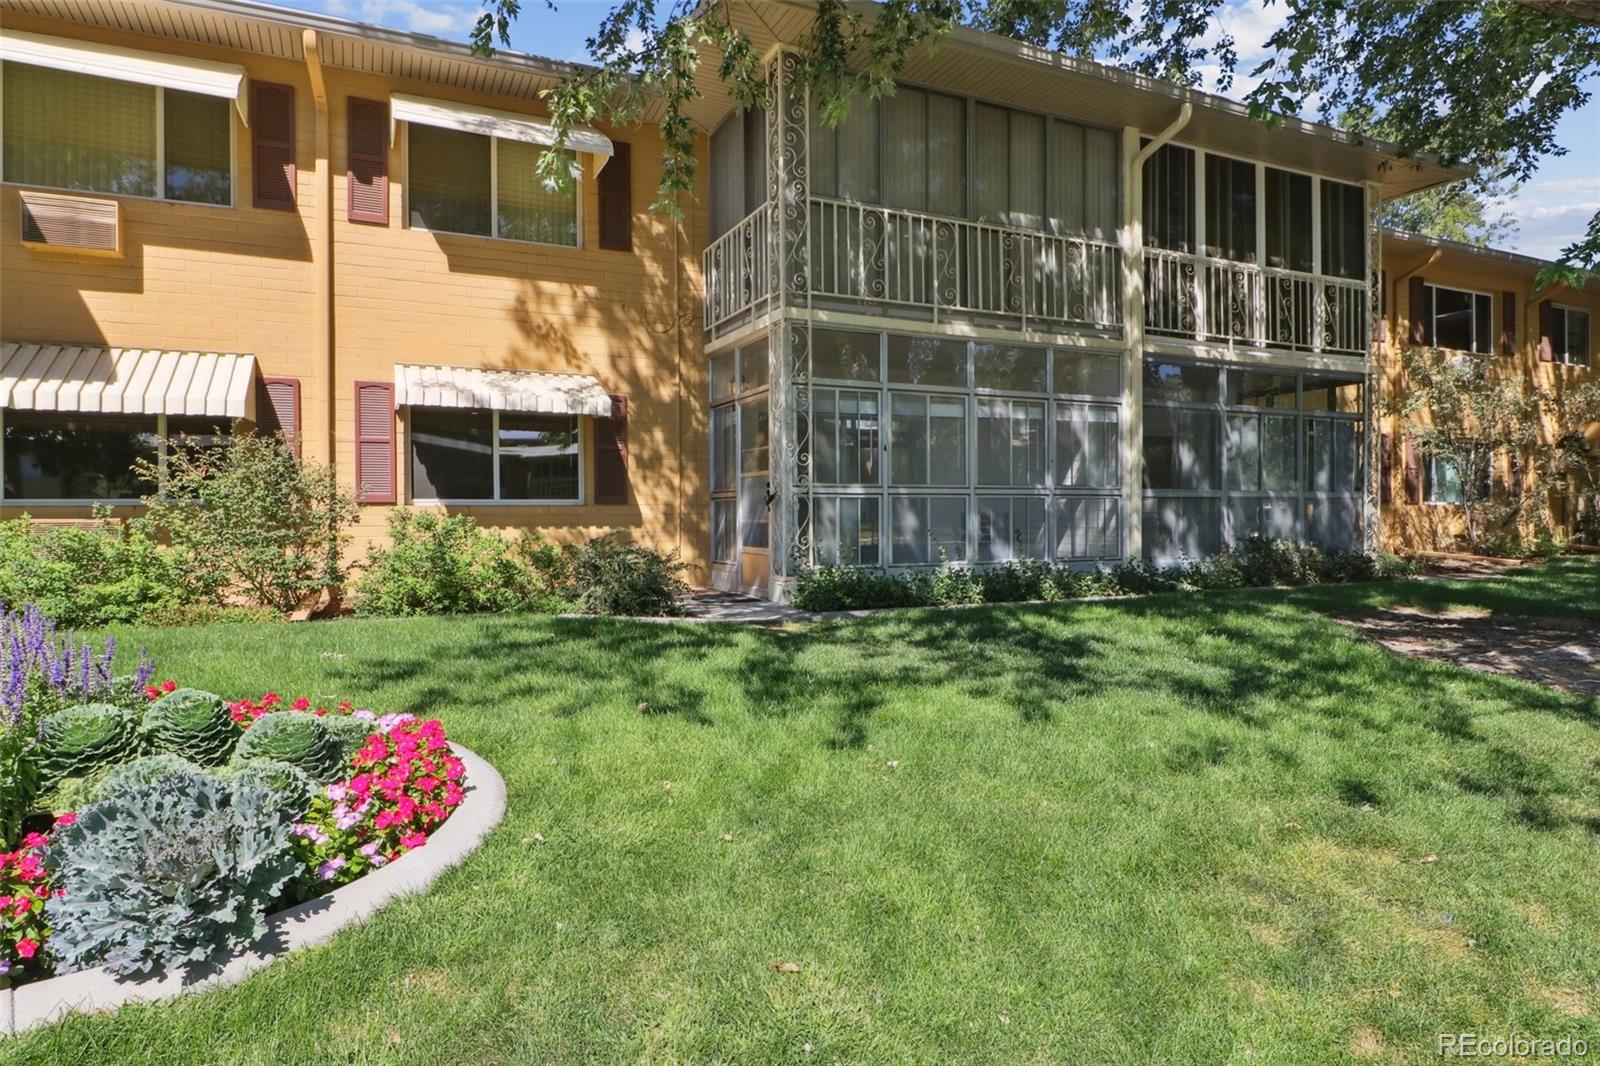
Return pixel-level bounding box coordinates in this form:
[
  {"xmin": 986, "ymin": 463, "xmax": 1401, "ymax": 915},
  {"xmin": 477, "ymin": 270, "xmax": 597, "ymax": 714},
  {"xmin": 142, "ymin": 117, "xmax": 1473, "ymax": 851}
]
[
  {"xmin": 91, "ymin": 753, "xmax": 204, "ymax": 802},
  {"xmin": 0, "ymin": 516, "xmax": 193, "ymax": 629},
  {"xmin": 536, "ymin": 531, "xmax": 690, "ymax": 617},
  {"xmin": 36, "ymin": 704, "xmax": 140, "ymax": 787},
  {"xmin": 354, "ymin": 512, "xmax": 548, "ymax": 616},
  {"xmin": 221, "ymin": 758, "xmax": 316, "ymax": 823},
  {"xmin": 43, "ymin": 768, "xmax": 298, "ymax": 976},
  {"xmin": 133, "ymin": 432, "xmax": 355, "ymax": 613},
  {"xmin": 233, "ymin": 712, "xmax": 341, "ymax": 783},
  {"xmin": 140, "ymin": 688, "xmax": 238, "ymax": 766}
]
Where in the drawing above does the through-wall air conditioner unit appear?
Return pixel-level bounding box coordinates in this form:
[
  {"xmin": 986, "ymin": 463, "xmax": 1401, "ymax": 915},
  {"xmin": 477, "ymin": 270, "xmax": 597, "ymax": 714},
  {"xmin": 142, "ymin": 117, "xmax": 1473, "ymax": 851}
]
[{"xmin": 19, "ymin": 190, "xmax": 121, "ymax": 255}]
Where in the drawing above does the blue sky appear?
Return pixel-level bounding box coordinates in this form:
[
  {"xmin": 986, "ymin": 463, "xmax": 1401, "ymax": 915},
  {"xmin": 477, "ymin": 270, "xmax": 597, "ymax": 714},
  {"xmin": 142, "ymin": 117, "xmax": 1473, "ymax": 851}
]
[{"xmin": 282, "ymin": 0, "xmax": 1599, "ymax": 260}]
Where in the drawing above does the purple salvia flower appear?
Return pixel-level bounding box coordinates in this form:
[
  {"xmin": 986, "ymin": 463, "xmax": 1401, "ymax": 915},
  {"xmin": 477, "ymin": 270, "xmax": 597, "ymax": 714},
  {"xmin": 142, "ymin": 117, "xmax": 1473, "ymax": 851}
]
[
  {"xmin": 134, "ymin": 649, "xmax": 156, "ymax": 690},
  {"xmin": 99, "ymin": 635, "xmax": 117, "ymax": 688}
]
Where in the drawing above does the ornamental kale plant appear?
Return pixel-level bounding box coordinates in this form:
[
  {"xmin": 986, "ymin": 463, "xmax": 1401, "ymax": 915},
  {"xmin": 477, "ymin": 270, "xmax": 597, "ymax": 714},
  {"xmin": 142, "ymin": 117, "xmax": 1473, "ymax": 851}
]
[
  {"xmin": 0, "ymin": 604, "xmax": 155, "ymax": 846},
  {"xmin": 291, "ymin": 717, "xmax": 465, "ymax": 896},
  {"xmin": 43, "ymin": 768, "xmax": 298, "ymax": 977}
]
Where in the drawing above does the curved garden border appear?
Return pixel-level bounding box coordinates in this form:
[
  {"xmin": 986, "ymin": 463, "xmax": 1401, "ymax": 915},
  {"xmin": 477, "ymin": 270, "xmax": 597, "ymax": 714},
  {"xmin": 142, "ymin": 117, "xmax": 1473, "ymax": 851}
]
[{"xmin": 0, "ymin": 744, "xmax": 506, "ymax": 1039}]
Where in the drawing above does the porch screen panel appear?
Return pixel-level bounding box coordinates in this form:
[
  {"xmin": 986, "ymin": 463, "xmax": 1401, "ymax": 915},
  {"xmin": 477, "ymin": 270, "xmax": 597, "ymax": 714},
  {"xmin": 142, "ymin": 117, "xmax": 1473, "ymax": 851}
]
[
  {"xmin": 1265, "ymin": 167, "xmax": 1313, "ymax": 271},
  {"xmin": 3, "ymin": 63, "xmax": 157, "ymax": 196},
  {"xmin": 1320, "ymin": 180, "xmax": 1365, "ymax": 280},
  {"xmin": 885, "ymin": 87, "xmax": 928, "ymax": 212},
  {"xmin": 1141, "ymin": 143, "xmax": 1194, "ymax": 252},
  {"xmin": 1205, "ymin": 154, "xmax": 1256, "ymax": 262}
]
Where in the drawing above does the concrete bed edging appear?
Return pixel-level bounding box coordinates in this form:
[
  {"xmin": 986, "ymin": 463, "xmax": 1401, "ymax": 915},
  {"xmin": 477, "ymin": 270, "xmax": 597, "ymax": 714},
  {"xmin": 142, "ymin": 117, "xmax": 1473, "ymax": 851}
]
[{"xmin": 0, "ymin": 743, "xmax": 506, "ymax": 1039}]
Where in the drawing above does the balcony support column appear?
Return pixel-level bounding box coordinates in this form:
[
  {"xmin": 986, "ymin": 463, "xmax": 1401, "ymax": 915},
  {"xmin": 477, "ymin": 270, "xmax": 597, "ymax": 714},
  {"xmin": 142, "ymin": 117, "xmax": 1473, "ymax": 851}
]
[
  {"xmin": 1123, "ymin": 104, "xmax": 1191, "ymax": 562},
  {"xmin": 1363, "ymin": 183, "xmax": 1384, "ymax": 553}
]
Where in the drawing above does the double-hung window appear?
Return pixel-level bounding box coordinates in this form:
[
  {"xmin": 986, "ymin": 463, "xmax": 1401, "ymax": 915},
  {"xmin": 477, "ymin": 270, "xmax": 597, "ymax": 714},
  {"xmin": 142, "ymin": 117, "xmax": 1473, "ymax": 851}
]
[
  {"xmin": 409, "ymin": 408, "xmax": 580, "ymax": 503},
  {"xmin": 1551, "ymin": 305, "xmax": 1592, "ymax": 366},
  {"xmin": 408, "ymin": 124, "xmax": 579, "ymax": 246},
  {"xmin": 1, "ymin": 62, "xmax": 232, "ymax": 204},
  {"xmin": 1427, "ymin": 284, "xmax": 1494, "ymax": 354}
]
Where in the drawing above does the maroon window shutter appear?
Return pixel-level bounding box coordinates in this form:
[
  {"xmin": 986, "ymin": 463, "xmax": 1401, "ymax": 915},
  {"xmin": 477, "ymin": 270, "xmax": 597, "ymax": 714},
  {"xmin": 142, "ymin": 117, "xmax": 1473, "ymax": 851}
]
[
  {"xmin": 597, "ymin": 141, "xmax": 632, "ymax": 252},
  {"xmin": 252, "ymin": 81, "xmax": 296, "ymax": 210},
  {"xmin": 1409, "ymin": 276, "xmax": 1431, "ymax": 346},
  {"xmin": 1538, "ymin": 299, "xmax": 1556, "ymax": 362},
  {"xmin": 594, "ymin": 394, "xmax": 629, "ymax": 503},
  {"xmin": 347, "ymin": 96, "xmax": 389, "ymax": 224},
  {"xmin": 259, "ymin": 376, "xmax": 301, "ymax": 456},
  {"xmin": 355, "ymin": 381, "xmax": 395, "ymax": 503},
  {"xmin": 1500, "ymin": 291, "xmax": 1516, "ymax": 356},
  {"xmin": 1380, "ymin": 432, "xmax": 1393, "ymax": 505},
  {"xmin": 1403, "ymin": 440, "xmax": 1422, "ymax": 504}
]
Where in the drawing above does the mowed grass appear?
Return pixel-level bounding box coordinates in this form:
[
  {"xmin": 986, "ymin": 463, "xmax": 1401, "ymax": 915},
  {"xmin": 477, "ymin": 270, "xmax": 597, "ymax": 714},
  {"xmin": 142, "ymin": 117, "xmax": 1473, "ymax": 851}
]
[{"xmin": 5, "ymin": 561, "xmax": 1600, "ymax": 1063}]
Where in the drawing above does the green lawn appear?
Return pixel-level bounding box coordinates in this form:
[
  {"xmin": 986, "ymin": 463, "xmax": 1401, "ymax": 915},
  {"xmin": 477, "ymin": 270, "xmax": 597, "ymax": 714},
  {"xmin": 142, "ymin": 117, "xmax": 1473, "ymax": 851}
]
[{"xmin": 6, "ymin": 560, "xmax": 1600, "ymax": 1063}]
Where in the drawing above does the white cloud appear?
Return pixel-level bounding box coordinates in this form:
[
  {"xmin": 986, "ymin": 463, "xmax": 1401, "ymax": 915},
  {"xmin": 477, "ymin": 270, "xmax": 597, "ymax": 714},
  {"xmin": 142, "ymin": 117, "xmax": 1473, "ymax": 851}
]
[{"xmin": 318, "ymin": 0, "xmax": 480, "ymax": 38}]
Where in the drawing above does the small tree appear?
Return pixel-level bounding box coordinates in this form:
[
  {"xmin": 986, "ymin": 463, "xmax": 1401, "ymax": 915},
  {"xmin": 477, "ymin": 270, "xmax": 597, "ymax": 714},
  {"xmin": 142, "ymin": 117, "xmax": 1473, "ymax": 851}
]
[
  {"xmin": 1385, "ymin": 347, "xmax": 1541, "ymax": 554},
  {"xmin": 134, "ymin": 432, "xmax": 356, "ymax": 612}
]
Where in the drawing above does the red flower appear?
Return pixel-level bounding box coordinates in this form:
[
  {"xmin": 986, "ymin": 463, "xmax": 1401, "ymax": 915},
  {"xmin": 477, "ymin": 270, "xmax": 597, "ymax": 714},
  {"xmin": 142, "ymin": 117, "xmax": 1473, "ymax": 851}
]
[
  {"xmin": 161, "ymin": 679, "xmax": 177, "ymax": 693},
  {"xmin": 16, "ymin": 938, "xmax": 37, "ymax": 959},
  {"xmin": 292, "ymin": 697, "xmax": 311, "ymax": 711},
  {"xmin": 145, "ymin": 686, "xmax": 161, "ymax": 699},
  {"xmin": 54, "ymin": 812, "xmax": 77, "ymax": 827}
]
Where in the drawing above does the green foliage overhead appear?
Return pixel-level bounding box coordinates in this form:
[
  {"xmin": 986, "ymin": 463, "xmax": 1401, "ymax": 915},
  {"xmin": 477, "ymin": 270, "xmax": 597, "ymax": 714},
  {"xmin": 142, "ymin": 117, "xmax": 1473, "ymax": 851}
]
[{"xmin": 472, "ymin": 0, "xmax": 1599, "ymax": 274}]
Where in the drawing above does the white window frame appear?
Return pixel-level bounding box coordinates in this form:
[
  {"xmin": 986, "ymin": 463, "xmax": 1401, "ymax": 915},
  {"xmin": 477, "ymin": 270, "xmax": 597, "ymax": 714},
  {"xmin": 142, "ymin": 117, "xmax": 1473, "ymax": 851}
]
[
  {"xmin": 402, "ymin": 124, "xmax": 584, "ymax": 249},
  {"xmin": 1424, "ymin": 453, "xmax": 1469, "ymax": 507},
  {"xmin": 1426, "ymin": 283, "xmax": 1495, "ymax": 356},
  {"xmin": 406, "ymin": 408, "xmax": 585, "ymax": 506},
  {"xmin": 0, "ymin": 63, "xmax": 237, "ymax": 208},
  {"xmin": 1552, "ymin": 304, "xmax": 1592, "ymax": 367}
]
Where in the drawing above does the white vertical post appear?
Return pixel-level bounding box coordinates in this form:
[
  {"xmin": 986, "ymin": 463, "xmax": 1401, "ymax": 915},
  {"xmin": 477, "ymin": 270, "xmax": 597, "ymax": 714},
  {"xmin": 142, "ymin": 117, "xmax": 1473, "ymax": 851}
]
[
  {"xmin": 1121, "ymin": 126, "xmax": 1144, "ymax": 562},
  {"xmin": 1254, "ymin": 162, "xmax": 1267, "ymax": 346},
  {"xmin": 1310, "ymin": 175, "xmax": 1323, "ymax": 352}
]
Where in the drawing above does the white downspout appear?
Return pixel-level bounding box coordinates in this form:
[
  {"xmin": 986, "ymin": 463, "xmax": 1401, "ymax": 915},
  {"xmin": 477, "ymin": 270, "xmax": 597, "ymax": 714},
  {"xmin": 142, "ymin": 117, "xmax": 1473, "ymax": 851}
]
[{"xmin": 1121, "ymin": 103, "xmax": 1191, "ymax": 562}]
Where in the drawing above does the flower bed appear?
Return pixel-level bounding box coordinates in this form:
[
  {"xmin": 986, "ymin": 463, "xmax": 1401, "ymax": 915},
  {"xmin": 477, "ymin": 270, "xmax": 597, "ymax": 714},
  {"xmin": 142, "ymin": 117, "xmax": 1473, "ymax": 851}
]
[{"xmin": 0, "ymin": 603, "xmax": 473, "ymax": 992}]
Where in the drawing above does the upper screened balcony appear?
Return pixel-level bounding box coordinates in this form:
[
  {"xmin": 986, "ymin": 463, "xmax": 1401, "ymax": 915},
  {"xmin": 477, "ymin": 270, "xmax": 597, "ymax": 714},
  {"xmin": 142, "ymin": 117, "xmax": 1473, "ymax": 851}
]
[
  {"xmin": 701, "ymin": 76, "xmax": 1378, "ymax": 363},
  {"xmin": 703, "ymin": 91, "xmax": 1123, "ymax": 337},
  {"xmin": 1141, "ymin": 144, "xmax": 1370, "ymax": 359}
]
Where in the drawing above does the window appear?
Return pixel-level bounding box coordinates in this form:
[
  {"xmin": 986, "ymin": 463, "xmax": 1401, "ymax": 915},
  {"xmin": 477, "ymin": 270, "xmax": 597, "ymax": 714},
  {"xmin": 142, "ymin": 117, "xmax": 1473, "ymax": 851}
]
[
  {"xmin": 1055, "ymin": 351, "xmax": 1121, "ymax": 398},
  {"xmin": 810, "ymin": 96, "xmax": 880, "ymax": 202},
  {"xmin": 739, "ymin": 337, "xmax": 770, "ymax": 392},
  {"xmin": 890, "ymin": 394, "xmax": 967, "ymax": 486},
  {"xmin": 711, "ymin": 498, "xmax": 737, "ymax": 563},
  {"xmin": 1053, "ymin": 496, "xmax": 1120, "ymax": 560},
  {"xmin": 711, "ymin": 405, "xmax": 737, "ymax": 494},
  {"xmin": 1142, "ymin": 143, "xmax": 1195, "ymax": 253},
  {"xmin": 1264, "ymin": 167, "xmax": 1312, "ymax": 272},
  {"xmin": 1320, "ymin": 180, "xmax": 1365, "ymax": 280},
  {"xmin": 883, "ymin": 86, "xmax": 965, "ymax": 217},
  {"xmin": 1224, "ymin": 412, "xmax": 1297, "ymax": 492},
  {"xmin": 1226, "ymin": 371, "xmax": 1298, "ymax": 409},
  {"xmin": 408, "ymin": 408, "xmax": 579, "ymax": 502},
  {"xmin": 1428, "ymin": 285, "xmax": 1493, "ymax": 354},
  {"xmin": 812, "ymin": 388, "xmax": 881, "ymax": 485},
  {"xmin": 709, "ymin": 106, "xmax": 767, "ymax": 236},
  {"xmin": 2, "ymin": 62, "xmax": 231, "ymax": 204},
  {"xmin": 1204, "ymin": 154, "xmax": 1256, "ymax": 263},
  {"xmin": 975, "ymin": 104, "xmax": 1046, "ymax": 229},
  {"xmin": 1143, "ymin": 362, "xmax": 1219, "ymax": 404},
  {"xmin": 888, "ymin": 335, "xmax": 966, "ymax": 388},
  {"xmin": 1142, "ymin": 497, "xmax": 1222, "ymax": 560},
  {"xmin": 1143, "ymin": 407, "xmax": 1221, "ymax": 490},
  {"xmin": 891, "ymin": 496, "xmax": 967, "ymax": 565},
  {"xmin": 1055, "ymin": 403, "xmax": 1119, "ymax": 489},
  {"xmin": 710, "ymin": 353, "xmax": 736, "ymax": 404},
  {"xmin": 812, "ymin": 329, "xmax": 881, "ymax": 382},
  {"xmin": 1, "ymin": 411, "xmax": 234, "ymax": 502},
  {"xmin": 1425, "ymin": 454, "xmax": 1466, "ymax": 505},
  {"xmin": 1552, "ymin": 305, "xmax": 1592, "ymax": 366},
  {"xmin": 976, "ymin": 496, "xmax": 1047, "ymax": 562},
  {"xmin": 807, "ymin": 496, "xmax": 881, "ymax": 566},
  {"xmin": 974, "ymin": 344, "xmax": 1047, "ymax": 393},
  {"xmin": 976, "ymin": 398, "xmax": 1046, "ymax": 486},
  {"xmin": 1049, "ymin": 120, "xmax": 1119, "ymax": 241},
  {"xmin": 407, "ymin": 124, "xmax": 578, "ymax": 246}
]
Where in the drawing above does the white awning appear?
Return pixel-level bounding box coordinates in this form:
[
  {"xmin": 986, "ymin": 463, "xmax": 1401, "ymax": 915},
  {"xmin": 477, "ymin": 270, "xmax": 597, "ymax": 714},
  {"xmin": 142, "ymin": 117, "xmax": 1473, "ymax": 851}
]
[
  {"xmin": 395, "ymin": 364, "xmax": 612, "ymax": 417},
  {"xmin": 390, "ymin": 93, "xmax": 613, "ymax": 169},
  {"xmin": 0, "ymin": 28, "xmax": 250, "ymax": 125},
  {"xmin": 0, "ymin": 343, "xmax": 256, "ymax": 418}
]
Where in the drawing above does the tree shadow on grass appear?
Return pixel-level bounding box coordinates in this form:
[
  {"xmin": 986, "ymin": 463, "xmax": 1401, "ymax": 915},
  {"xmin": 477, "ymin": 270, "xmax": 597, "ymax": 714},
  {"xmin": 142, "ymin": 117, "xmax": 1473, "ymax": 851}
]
[{"xmin": 320, "ymin": 589, "xmax": 1600, "ymax": 834}]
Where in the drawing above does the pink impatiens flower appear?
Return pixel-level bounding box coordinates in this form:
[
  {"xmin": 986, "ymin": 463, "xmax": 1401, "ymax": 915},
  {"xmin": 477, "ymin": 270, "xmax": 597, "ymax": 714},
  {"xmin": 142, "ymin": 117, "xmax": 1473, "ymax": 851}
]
[
  {"xmin": 398, "ymin": 831, "xmax": 427, "ymax": 850},
  {"xmin": 15, "ymin": 938, "xmax": 37, "ymax": 959}
]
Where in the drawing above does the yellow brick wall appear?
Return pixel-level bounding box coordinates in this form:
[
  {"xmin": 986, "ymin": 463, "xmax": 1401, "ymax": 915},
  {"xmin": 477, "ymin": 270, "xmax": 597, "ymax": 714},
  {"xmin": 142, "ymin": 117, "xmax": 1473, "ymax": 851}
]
[
  {"xmin": 1376, "ymin": 249, "xmax": 1600, "ymax": 552},
  {"xmin": 0, "ymin": 12, "xmax": 712, "ymax": 583}
]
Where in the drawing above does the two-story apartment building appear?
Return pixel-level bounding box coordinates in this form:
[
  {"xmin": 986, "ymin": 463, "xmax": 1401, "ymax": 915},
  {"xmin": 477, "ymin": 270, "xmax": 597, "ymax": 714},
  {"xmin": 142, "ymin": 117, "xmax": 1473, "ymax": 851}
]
[
  {"xmin": 0, "ymin": 0, "xmax": 1478, "ymax": 599},
  {"xmin": 1376, "ymin": 230, "xmax": 1598, "ymax": 551}
]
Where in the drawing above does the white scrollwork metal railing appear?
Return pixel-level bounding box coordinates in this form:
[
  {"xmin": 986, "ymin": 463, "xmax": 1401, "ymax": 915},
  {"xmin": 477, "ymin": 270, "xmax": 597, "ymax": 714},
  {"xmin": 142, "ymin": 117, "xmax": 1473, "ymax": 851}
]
[
  {"xmin": 806, "ymin": 197, "xmax": 1122, "ymax": 330},
  {"xmin": 703, "ymin": 204, "xmax": 774, "ymax": 330},
  {"xmin": 1143, "ymin": 248, "xmax": 1368, "ymax": 357}
]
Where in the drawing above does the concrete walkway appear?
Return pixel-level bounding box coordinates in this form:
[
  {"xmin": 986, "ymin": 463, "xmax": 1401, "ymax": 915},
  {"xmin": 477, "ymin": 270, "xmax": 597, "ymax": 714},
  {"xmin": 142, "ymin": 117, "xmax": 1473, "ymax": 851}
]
[{"xmin": 676, "ymin": 589, "xmax": 811, "ymax": 623}]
